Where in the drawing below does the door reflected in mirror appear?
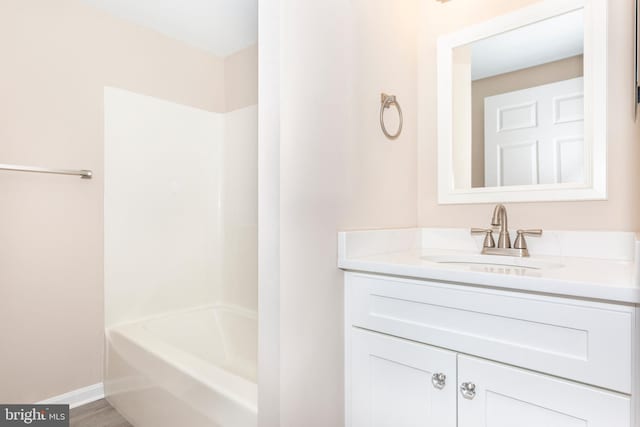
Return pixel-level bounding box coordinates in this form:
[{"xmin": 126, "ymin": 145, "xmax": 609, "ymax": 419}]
[{"xmin": 451, "ymin": 9, "xmax": 585, "ymax": 190}]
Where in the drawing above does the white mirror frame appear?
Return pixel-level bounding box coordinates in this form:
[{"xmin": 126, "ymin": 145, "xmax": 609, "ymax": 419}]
[{"xmin": 436, "ymin": 0, "xmax": 607, "ymax": 204}]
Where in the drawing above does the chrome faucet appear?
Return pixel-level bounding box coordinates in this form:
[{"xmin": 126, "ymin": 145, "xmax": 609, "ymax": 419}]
[
  {"xmin": 491, "ymin": 204, "xmax": 511, "ymax": 249},
  {"xmin": 471, "ymin": 204, "xmax": 543, "ymax": 257}
]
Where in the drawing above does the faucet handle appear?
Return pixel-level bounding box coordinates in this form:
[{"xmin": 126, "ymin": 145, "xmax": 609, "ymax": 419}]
[
  {"xmin": 471, "ymin": 227, "xmax": 491, "ymax": 233},
  {"xmin": 471, "ymin": 228, "xmax": 496, "ymax": 249},
  {"xmin": 514, "ymin": 229, "xmax": 543, "ymax": 250}
]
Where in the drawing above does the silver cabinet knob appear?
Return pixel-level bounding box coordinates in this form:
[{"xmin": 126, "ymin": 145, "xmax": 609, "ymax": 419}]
[
  {"xmin": 460, "ymin": 382, "xmax": 476, "ymax": 400},
  {"xmin": 432, "ymin": 373, "xmax": 446, "ymax": 389}
]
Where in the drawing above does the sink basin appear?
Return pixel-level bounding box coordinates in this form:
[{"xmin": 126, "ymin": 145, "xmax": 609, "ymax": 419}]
[{"xmin": 421, "ymin": 254, "xmax": 564, "ymax": 270}]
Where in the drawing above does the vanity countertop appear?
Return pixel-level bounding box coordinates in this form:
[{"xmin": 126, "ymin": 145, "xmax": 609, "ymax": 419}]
[{"xmin": 338, "ymin": 228, "xmax": 640, "ymax": 304}]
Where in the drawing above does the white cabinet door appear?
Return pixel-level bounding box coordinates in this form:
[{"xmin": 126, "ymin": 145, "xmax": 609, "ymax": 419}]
[
  {"xmin": 484, "ymin": 77, "xmax": 584, "ymax": 187},
  {"xmin": 458, "ymin": 355, "xmax": 630, "ymax": 427},
  {"xmin": 350, "ymin": 328, "xmax": 456, "ymax": 427}
]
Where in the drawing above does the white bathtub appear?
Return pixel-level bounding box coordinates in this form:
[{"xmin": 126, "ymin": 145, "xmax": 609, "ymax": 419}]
[{"xmin": 105, "ymin": 306, "xmax": 257, "ymax": 427}]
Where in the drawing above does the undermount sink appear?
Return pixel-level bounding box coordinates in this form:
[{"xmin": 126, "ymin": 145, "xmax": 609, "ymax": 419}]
[{"xmin": 421, "ymin": 254, "xmax": 564, "ymax": 270}]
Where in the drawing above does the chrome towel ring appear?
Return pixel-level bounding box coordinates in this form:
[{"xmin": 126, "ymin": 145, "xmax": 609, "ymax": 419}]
[{"xmin": 380, "ymin": 93, "xmax": 403, "ymax": 140}]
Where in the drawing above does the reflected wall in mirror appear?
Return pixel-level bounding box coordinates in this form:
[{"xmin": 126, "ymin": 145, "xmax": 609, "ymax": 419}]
[
  {"xmin": 437, "ymin": 0, "xmax": 607, "ymax": 204},
  {"xmin": 454, "ymin": 10, "xmax": 584, "ymax": 189}
]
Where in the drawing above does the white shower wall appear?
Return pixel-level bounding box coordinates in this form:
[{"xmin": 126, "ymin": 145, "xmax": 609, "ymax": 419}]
[
  {"xmin": 105, "ymin": 87, "xmax": 257, "ymax": 327},
  {"xmin": 223, "ymin": 105, "xmax": 259, "ymax": 311}
]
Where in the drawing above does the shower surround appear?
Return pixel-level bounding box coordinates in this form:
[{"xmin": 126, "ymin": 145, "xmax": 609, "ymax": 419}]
[{"xmin": 103, "ymin": 84, "xmax": 257, "ymax": 426}]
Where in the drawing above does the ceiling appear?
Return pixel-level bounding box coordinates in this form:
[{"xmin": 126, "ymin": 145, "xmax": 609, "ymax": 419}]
[
  {"xmin": 81, "ymin": 0, "xmax": 258, "ymax": 57},
  {"xmin": 470, "ymin": 9, "xmax": 584, "ymax": 81}
]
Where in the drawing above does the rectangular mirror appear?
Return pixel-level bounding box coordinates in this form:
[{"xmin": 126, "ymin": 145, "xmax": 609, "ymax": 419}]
[{"xmin": 437, "ymin": 0, "xmax": 607, "ymax": 204}]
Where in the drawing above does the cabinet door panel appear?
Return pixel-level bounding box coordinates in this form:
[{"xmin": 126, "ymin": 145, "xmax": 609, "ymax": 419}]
[
  {"xmin": 458, "ymin": 355, "xmax": 630, "ymax": 427},
  {"xmin": 350, "ymin": 328, "xmax": 456, "ymax": 427}
]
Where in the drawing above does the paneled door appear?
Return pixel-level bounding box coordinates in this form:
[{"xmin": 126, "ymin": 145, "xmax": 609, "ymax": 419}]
[
  {"xmin": 350, "ymin": 328, "xmax": 456, "ymax": 427},
  {"xmin": 457, "ymin": 355, "xmax": 630, "ymax": 427},
  {"xmin": 484, "ymin": 77, "xmax": 584, "ymax": 187}
]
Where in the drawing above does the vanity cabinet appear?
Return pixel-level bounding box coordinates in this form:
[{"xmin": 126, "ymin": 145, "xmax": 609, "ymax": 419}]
[{"xmin": 345, "ymin": 272, "xmax": 635, "ymax": 427}]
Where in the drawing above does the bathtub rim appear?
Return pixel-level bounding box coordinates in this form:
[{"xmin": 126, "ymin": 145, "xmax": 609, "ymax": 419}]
[{"xmin": 106, "ymin": 304, "xmax": 258, "ymax": 414}]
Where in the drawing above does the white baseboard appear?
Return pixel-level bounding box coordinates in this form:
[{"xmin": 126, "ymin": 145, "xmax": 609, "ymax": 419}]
[{"xmin": 38, "ymin": 383, "xmax": 104, "ymax": 409}]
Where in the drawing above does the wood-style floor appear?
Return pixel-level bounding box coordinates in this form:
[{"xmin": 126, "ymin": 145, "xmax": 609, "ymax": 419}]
[{"xmin": 70, "ymin": 399, "xmax": 132, "ymax": 427}]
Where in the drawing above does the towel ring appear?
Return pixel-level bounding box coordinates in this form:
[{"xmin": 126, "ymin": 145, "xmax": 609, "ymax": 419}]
[{"xmin": 380, "ymin": 93, "xmax": 403, "ymax": 140}]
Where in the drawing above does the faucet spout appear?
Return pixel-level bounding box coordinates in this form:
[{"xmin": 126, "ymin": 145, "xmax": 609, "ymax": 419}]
[{"xmin": 491, "ymin": 204, "xmax": 511, "ymax": 248}]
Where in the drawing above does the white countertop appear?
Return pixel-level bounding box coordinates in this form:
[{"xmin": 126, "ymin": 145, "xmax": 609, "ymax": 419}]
[{"xmin": 338, "ymin": 228, "xmax": 640, "ymax": 304}]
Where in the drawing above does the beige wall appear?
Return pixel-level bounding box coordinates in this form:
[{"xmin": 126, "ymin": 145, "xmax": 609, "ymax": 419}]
[
  {"xmin": 471, "ymin": 55, "xmax": 584, "ymax": 187},
  {"xmin": 278, "ymin": 0, "xmax": 419, "ymax": 425},
  {"xmin": 419, "ymin": 0, "xmax": 640, "ymax": 231},
  {"xmin": 226, "ymin": 44, "xmax": 259, "ymax": 112},
  {"xmin": 0, "ymin": 0, "xmax": 256, "ymax": 403}
]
